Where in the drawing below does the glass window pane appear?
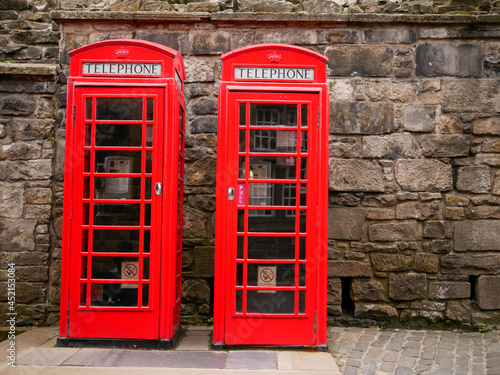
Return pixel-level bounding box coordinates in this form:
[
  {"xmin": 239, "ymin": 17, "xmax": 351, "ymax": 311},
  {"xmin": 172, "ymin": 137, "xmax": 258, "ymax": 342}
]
[
  {"xmin": 144, "ymin": 204, "xmax": 151, "ymax": 226},
  {"xmin": 80, "ymin": 283, "xmax": 87, "ymax": 306},
  {"xmin": 299, "ymin": 237, "xmax": 306, "ymax": 260},
  {"xmin": 95, "ymin": 98, "xmax": 142, "ymax": 120},
  {"xmin": 83, "ymin": 177, "xmax": 90, "ymax": 199},
  {"xmin": 144, "ymin": 230, "xmax": 151, "ymax": 253},
  {"xmin": 95, "ymin": 124, "xmax": 142, "ymax": 147},
  {"xmin": 299, "ymin": 291, "xmax": 305, "ymax": 314},
  {"xmin": 237, "ymin": 236, "xmax": 244, "ymax": 259},
  {"xmin": 85, "ymin": 98, "xmax": 93, "ymax": 120},
  {"xmin": 81, "ymin": 256, "xmax": 88, "ymax": 278},
  {"xmin": 236, "ymin": 290, "xmax": 243, "ymax": 313},
  {"xmin": 248, "ymin": 236, "xmax": 295, "ymax": 259},
  {"xmin": 143, "ymin": 257, "xmax": 150, "ymax": 280},
  {"xmin": 250, "ymin": 104, "xmax": 297, "ymax": 127},
  {"xmin": 94, "ymin": 177, "xmax": 141, "ymax": 200},
  {"xmin": 299, "ymin": 264, "xmax": 305, "ymax": 286},
  {"xmin": 249, "ymin": 157, "xmax": 299, "ymax": 180},
  {"xmin": 83, "ymin": 203, "xmax": 89, "ymax": 225},
  {"xmin": 247, "ymin": 290, "xmax": 294, "ymax": 314},
  {"xmin": 142, "ymin": 284, "xmax": 149, "ymax": 307},
  {"xmin": 248, "ymin": 210, "xmax": 295, "ymax": 233},
  {"xmin": 95, "ymin": 153, "xmax": 141, "ymax": 174},
  {"xmin": 239, "ymin": 103, "xmax": 246, "ymax": 126},
  {"xmin": 84, "ymin": 151, "xmax": 91, "ymax": 173},
  {"xmin": 249, "ymin": 130, "xmax": 298, "ymax": 153},
  {"xmin": 247, "ymin": 264, "xmax": 295, "ymax": 286},
  {"xmin": 90, "ymin": 283, "xmax": 138, "ymax": 307},
  {"xmin": 301, "ymin": 104, "xmax": 308, "ymax": 127},
  {"xmin": 93, "ymin": 203, "xmax": 141, "ymax": 226},
  {"xmin": 92, "ymin": 229, "xmax": 140, "ymax": 253},
  {"xmin": 239, "ymin": 130, "xmax": 246, "ymax": 152},
  {"xmin": 82, "ymin": 229, "xmax": 88, "ymax": 252},
  {"xmin": 237, "ymin": 210, "xmax": 245, "ymax": 232},
  {"xmin": 236, "ymin": 263, "xmax": 243, "ymax": 286},
  {"xmin": 301, "ymin": 131, "xmax": 308, "ymax": 153},
  {"xmin": 146, "ymin": 124, "xmax": 153, "ymax": 147},
  {"xmin": 147, "ymin": 98, "xmax": 154, "ymax": 121},
  {"xmin": 85, "ymin": 124, "xmax": 91, "ymax": 146},
  {"xmin": 91, "ymin": 257, "xmax": 139, "ymax": 280},
  {"xmin": 146, "ymin": 151, "xmax": 152, "ymax": 173}
]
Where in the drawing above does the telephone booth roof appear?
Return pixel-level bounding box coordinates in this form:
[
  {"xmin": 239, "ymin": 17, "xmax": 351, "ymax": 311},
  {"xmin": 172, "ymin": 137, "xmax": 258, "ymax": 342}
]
[
  {"xmin": 221, "ymin": 43, "xmax": 328, "ymax": 83},
  {"xmin": 69, "ymin": 39, "xmax": 185, "ymax": 81}
]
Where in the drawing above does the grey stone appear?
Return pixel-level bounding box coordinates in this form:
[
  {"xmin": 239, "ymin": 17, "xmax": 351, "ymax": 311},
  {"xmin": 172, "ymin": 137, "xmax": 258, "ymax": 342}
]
[
  {"xmin": 0, "ymin": 219, "xmax": 36, "ymax": 250},
  {"xmin": 416, "ymin": 44, "xmax": 483, "ymax": 77},
  {"xmin": 0, "ymin": 0, "xmax": 29, "ymax": 11},
  {"xmin": 441, "ymin": 253, "xmax": 500, "ymax": 275},
  {"xmin": 328, "ymin": 207, "xmax": 366, "ymax": 240},
  {"xmin": 473, "ymin": 117, "xmax": 500, "ymax": 135},
  {"xmin": 186, "ymin": 2, "xmax": 219, "ymax": 12},
  {"xmin": 190, "ymin": 116, "xmax": 217, "ymax": 134},
  {"xmin": 183, "ymin": 207, "xmax": 208, "ymax": 239},
  {"xmin": 0, "ymin": 95, "xmax": 36, "ymax": 116},
  {"xmin": 403, "ymin": 105, "xmax": 435, "ymax": 133},
  {"xmin": 465, "ymin": 205, "xmax": 500, "ymax": 219},
  {"xmin": 372, "ymin": 254, "xmax": 413, "ymax": 272},
  {"xmin": 369, "ymin": 221, "xmax": 420, "ymax": 242},
  {"xmin": 193, "ymin": 246, "xmax": 214, "ymax": 278},
  {"xmin": 185, "ymin": 156, "xmax": 217, "ymax": 186},
  {"xmin": 362, "ymin": 133, "xmax": 416, "ymax": 159},
  {"xmin": 8, "ymin": 160, "xmax": 52, "ymax": 180},
  {"xmin": 476, "ymin": 276, "xmax": 500, "ymax": 310},
  {"xmin": 423, "ymin": 221, "xmax": 452, "ymax": 239},
  {"xmin": 184, "ymin": 58, "xmax": 215, "ymax": 83},
  {"xmin": 189, "ymin": 97, "xmax": 218, "ymax": 116},
  {"xmin": 454, "ymin": 220, "xmax": 500, "ymax": 251},
  {"xmin": 135, "ymin": 31, "xmax": 184, "ymax": 53},
  {"xmin": 190, "ymin": 31, "xmax": 230, "ymax": 55},
  {"xmin": 351, "ymin": 278, "xmax": 385, "ymax": 301},
  {"xmin": 396, "ymin": 202, "xmax": 440, "ymax": 221},
  {"xmin": 237, "ymin": 0, "xmax": 293, "ymax": 12},
  {"xmin": 442, "ymin": 79, "xmax": 500, "ymax": 113},
  {"xmin": 326, "ymin": 46, "xmax": 393, "ymax": 77},
  {"xmin": 395, "ymin": 160, "xmax": 452, "ymax": 192},
  {"xmin": 364, "ymin": 29, "xmax": 417, "ymax": 44},
  {"xmin": 419, "ymin": 135, "xmax": 470, "ymax": 157},
  {"xmin": 446, "ymin": 300, "xmax": 472, "ymax": 323},
  {"xmin": 182, "ymin": 279, "xmax": 211, "ymax": 304},
  {"xmin": 389, "ymin": 273, "xmax": 427, "ymax": 301},
  {"xmin": 330, "ymin": 159, "xmax": 384, "ymax": 192},
  {"xmin": 365, "ymin": 81, "xmax": 417, "ymax": 103},
  {"xmin": 140, "ymin": 1, "xmax": 174, "ymax": 11},
  {"xmin": 355, "ymin": 303, "xmax": 398, "ymax": 319},
  {"xmin": 328, "ymin": 261, "xmax": 372, "ymax": 277},
  {"xmin": 0, "ymin": 181, "xmax": 24, "ymax": 218},
  {"xmin": 456, "ymin": 166, "xmax": 491, "ymax": 194},
  {"xmin": 429, "ymin": 282, "xmax": 471, "ymax": 299},
  {"xmin": 330, "ymin": 102, "xmax": 394, "ymax": 135},
  {"xmin": 413, "ymin": 253, "xmax": 439, "ymax": 273},
  {"xmin": 226, "ymin": 351, "xmax": 276, "ymax": 370},
  {"xmin": 319, "ymin": 30, "xmax": 358, "ymax": 44},
  {"xmin": 300, "ymin": 0, "xmax": 342, "ymax": 14}
]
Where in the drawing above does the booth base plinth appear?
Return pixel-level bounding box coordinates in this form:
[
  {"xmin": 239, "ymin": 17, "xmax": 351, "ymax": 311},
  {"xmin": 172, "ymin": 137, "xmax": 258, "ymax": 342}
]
[
  {"xmin": 211, "ymin": 342, "xmax": 328, "ymax": 352},
  {"xmin": 57, "ymin": 327, "xmax": 182, "ymax": 350}
]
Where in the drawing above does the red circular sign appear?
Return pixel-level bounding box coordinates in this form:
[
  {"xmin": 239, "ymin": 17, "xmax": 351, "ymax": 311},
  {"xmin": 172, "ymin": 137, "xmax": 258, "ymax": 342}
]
[
  {"xmin": 123, "ymin": 263, "xmax": 138, "ymax": 278},
  {"xmin": 259, "ymin": 268, "xmax": 275, "ymax": 283}
]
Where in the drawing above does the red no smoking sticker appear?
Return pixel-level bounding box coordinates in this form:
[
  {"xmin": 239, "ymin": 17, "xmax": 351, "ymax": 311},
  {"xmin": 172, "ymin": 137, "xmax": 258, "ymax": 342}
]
[
  {"xmin": 121, "ymin": 261, "xmax": 139, "ymax": 289},
  {"xmin": 258, "ymin": 266, "xmax": 276, "ymax": 287}
]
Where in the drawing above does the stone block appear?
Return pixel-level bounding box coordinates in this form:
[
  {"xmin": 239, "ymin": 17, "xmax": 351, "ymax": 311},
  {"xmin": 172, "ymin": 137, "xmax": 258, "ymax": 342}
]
[
  {"xmin": 327, "ymin": 278, "xmax": 341, "ymax": 305},
  {"xmin": 326, "ymin": 46, "xmax": 393, "ymax": 77},
  {"xmin": 135, "ymin": 31, "xmax": 185, "ymax": 54},
  {"xmin": 476, "ymin": 276, "xmax": 500, "ymax": 310},
  {"xmin": 366, "ymin": 208, "xmax": 395, "ymax": 220},
  {"xmin": 445, "ymin": 194, "xmax": 470, "ymax": 207},
  {"xmin": 328, "ymin": 207, "xmax": 365, "ymax": 240},
  {"xmin": 362, "ymin": 133, "xmax": 417, "ymax": 159},
  {"xmin": 473, "ymin": 117, "xmax": 500, "ymax": 135},
  {"xmin": 329, "ymin": 159, "xmax": 384, "ymax": 192},
  {"xmin": 301, "ymin": 0, "xmax": 342, "ymax": 14},
  {"xmin": 369, "ymin": 221, "xmax": 420, "ymax": 242},
  {"xmin": 254, "ymin": 29, "xmax": 317, "ymax": 45},
  {"xmin": 365, "ymin": 81, "xmax": 417, "ymax": 103},
  {"xmin": 441, "ymin": 253, "xmax": 500, "ymax": 275},
  {"xmin": 413, "ymin": 253, "xmax": 439, "ymax": 273},
  {"xmin": 190, "ymin": 31, "xmax": 230, "ymax": 55},
  {"xmin": 416, "ymin": 44, "xmax": 483, "ymax": 77},
  {"xmin": 395, "ymin": 159, "xmax": 452, "ymax": 192},
  {"xmin": 389, "ymin": 273, "xmax": 427, "ymax": 301},
  {"xmin": 190, "ymin": 116, "xmax": 217, "ymax": 134},
  {"xmin": 456, "ymin": 166, "xmax": 491, "ymax": 194},
  {"xmin": 446, "ymin": 300, "xmax": 472, "ymax": 323},
  {"xmin": 329, "ymin": 79, "xmax": 354, "ymax": 101},
  {"xmin": 184, "ymin": 57, "xmax": 215, "ymax": 83},
  {"xmin": 188, "ymin": 97, "xmax": 218, "ymax": 116},
  {"xmin": 185, "ymin": 156, "xmax": 216, "ymax": 186},
  {"xmin": 0, "ymin": 181, "xmax": 24, "ymax": 218},
  {"xmin": 371, "ymin": 253, "xmax": 413, "ymax": 272},
  {"xmin": 419, "ymin": 134, "xmax": 470, "ymax": 158},
  {"xmin": 364, "ymin": 29, "xmax": 417, "ymax": 44},
  {"xmin": 330, "ymin": 102, "xmax": 394, "ymax": 135},
  {"xmin": 329, "ymin": 136, "xmax": 361, "ymax": 158},
  {"xmin": 442, "ymin": 79, "xmax": 500, "ymax": 113},
  {"xmin": 25, "ymin": 188, "xmax": 52, "ymax": 204},
  {"xmin": 193, "ymin": 246, "xmax": 214, "ymax": 278},
  {"xmin": 182, "ymin": 279, "xmax": 210, "ymax": 303},
  {"xmin": 355, "ymin": 303, "xmax": 398, "ymax": 320},
  {"xmin": 319, "ymin": 30, "xmax": 358, "ymax": 44},
  {"xmin": 429, "ymin": 282, "xmax": 470, "ymax": 300},
  {"xmin": 396, "ymin": 202, "xmax": 440, "ymax": 221},
  {"xmin": 351, "ymin": 278, "xmax": 385, "ymax": 301},
  {"xmin": 422, "ymin": 240, "xmax": 453, "ymax": 254},
  {"xmin": 238, "ymin": 0, "xmax": 293, "ymax": 12},
  {"xmin": 0, "ymin": 219, "xmax": 36, "ymax": 251},
  {"xmin": 403, "ymin": 105, "xmax": 435, "ymax": 132},
  {"xmin": 494, "ymin": 171, "xmax": 500, "ymax": 196},
  {"xmin": 423, "ymin": 221, "xmax": 452, "ymax": 239},
  {"xmin": 328, "ymin": 261, "xmax": 372, "ymax": 277},
  {"xmin": 0, "ymin": 95, "xmax": 36, "ymax": 116},
  {"xmin": 454, "ymin": 220, "xmax": 500, "ymax": 251},
  {"xmin": 186, "ymin": 2, "xmax": 219, "ymax": 12},
  {"xmin": 183, "ymin": 207, "xmax": 208, "ymax": 239},
  {"xmin": 465, "ymin": 206, "xmax": 500, "ymax": 219}
]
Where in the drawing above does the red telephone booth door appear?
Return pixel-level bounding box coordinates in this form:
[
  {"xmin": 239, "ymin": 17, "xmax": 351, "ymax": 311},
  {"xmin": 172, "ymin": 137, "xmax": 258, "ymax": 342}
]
[
  {"xmin": 219, "ymin": 91, "xmax": 322, "ymax": 346},
  {"xmin": 68, "ymin": 87, "xmax": 164, "ymax": 339}
]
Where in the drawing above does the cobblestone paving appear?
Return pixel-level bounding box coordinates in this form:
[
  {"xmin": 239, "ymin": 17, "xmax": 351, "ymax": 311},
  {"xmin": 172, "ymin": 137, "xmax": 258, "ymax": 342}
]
[{"xmin": 328, "ymin": 327, "xmax": 500, "ymax": 375}]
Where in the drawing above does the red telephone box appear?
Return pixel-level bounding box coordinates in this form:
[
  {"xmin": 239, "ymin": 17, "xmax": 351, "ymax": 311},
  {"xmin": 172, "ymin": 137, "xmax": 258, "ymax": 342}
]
[
  {"xmin": 58, "ymin": 40, "xmax": 185, "ymax": 349},
  {"xmin": 214, "ymin": 44, "xmax": 329, "ymax": 348}
]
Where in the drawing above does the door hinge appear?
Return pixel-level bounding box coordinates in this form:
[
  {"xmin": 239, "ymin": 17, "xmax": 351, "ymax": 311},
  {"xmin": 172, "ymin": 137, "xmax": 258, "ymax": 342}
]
[
  {"xmin": 317, "ymin": 107, "xmax": 320, "ymax": 128},
  {"xmin": 73, "ymin": 105, "xmax": 76, "ymax": 122},
  {"xmin": 314, "ymin": 310, "xmax": 318, "ymax": 334},
  {"xmin": 67, "ymin": 303, "xmax": 70, "ymax": 334}
]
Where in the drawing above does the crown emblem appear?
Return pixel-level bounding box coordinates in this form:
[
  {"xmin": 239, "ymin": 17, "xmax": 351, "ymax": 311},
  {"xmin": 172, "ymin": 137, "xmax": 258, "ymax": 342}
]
[
  {"xmin": 268, "ymin": 51, "xmax": 282, "ymax": 63},
  {"xmin": 115, "ymin": 47, "xmax": 130, "ymax": 58}
]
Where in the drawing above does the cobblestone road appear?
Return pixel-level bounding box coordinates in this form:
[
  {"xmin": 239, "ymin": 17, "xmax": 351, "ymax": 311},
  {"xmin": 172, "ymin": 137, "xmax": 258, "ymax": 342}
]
[{"xmin": 328, "ymin": 327, "xmax": 500, "ymax": 375}]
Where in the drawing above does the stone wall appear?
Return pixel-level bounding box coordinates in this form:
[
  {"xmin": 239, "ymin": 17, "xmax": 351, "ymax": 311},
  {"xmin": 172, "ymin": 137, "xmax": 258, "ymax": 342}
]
[{"xmin": 1, "ymin": 0, "xmax": 500, "ymax": 329}]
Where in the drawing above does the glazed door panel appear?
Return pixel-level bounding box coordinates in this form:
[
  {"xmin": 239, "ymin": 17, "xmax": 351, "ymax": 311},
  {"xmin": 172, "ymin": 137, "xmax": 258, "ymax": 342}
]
[
  {"xmin": 223, "ymin": 92, "xmax": 320, "ymax": 345},
  {"xmin": 68, "ymin": 87, "xmax": 164, "ymax": 339}
]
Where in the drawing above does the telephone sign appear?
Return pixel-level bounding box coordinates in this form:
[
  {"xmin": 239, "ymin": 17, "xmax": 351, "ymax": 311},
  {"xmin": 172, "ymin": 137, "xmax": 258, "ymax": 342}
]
[
  {"xmin": 214, "ymin": 44, "xmax": 329, "ymax": 349},
  {"xmin": 58, "ymin": 40, "xmax": 186, "ymax": 349}
]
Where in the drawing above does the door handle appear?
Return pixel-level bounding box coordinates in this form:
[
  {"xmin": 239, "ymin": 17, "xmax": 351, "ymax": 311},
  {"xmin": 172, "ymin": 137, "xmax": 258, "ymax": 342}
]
[
  {"xmin": 227, "ymin": 187, "xmax": 235, "ymax": 201},
  {"xmin": 155, "ymin": 182, "xmax": 162, "ymax": 196}
]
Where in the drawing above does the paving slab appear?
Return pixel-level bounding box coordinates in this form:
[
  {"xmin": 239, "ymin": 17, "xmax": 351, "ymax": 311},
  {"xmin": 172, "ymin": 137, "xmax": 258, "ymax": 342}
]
[
  {"xmin": 63, "ymin": 348, "xmax": 228, "ymax": 368},
  {"xmin": 15, "ymin": 347, "xmax": 80, "ymax": 366},
  {"xmin": 176, "ymin": 335, "xmax": 211, "ymax": 351},
  {"xmin": 226, "ymin": 350, "xmax": 277, "ymax": 370}
]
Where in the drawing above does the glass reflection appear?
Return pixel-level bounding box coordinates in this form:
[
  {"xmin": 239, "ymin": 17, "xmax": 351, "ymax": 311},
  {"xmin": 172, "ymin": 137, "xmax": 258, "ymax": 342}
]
[{"xmin": 95, "ymin": 98, "xmax": 143, "ymax": 120}]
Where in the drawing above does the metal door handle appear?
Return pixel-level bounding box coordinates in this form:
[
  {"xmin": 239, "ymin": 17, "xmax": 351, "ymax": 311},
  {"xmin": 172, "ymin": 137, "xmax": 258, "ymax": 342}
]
[
  {"xmin": 228, "ymin": 187, "xmax": 235, "ymax": 201},
  {"xmin": 155, "ymin": 182, "xmax": 162, "ymax": 196}
]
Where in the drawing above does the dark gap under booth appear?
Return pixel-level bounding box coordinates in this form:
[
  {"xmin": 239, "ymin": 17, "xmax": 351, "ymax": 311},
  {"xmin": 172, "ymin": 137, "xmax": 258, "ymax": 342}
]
[
  {"xmin": 213, "ymin": 44, "xmax": 330, "ymax": 349},
  {"xmin": 58, "ymin": 39, "xmax": 186, "ymax": 349}
]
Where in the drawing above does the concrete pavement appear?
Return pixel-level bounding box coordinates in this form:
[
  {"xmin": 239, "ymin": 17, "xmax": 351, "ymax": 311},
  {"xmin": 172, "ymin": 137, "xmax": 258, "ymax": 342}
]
[{"xmin": 0, "ymin": 325, "xmax": 499, "ymax": 374}]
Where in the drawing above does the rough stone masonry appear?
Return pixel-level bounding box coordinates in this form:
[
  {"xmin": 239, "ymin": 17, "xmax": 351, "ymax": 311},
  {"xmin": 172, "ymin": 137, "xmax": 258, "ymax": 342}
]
[{"xmin": 0, "ymin": 0, "xmax": 500, "ymax": 330}]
